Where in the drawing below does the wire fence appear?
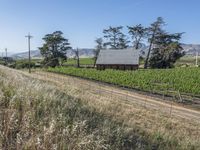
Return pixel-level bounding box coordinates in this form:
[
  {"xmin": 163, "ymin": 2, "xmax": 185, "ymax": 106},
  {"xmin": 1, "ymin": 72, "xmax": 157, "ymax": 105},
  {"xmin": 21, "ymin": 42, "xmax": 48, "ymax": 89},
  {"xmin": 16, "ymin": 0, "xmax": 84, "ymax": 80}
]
[{"xmin": 32, "ymin": 71, "xmax": 200, "ymax": 123}]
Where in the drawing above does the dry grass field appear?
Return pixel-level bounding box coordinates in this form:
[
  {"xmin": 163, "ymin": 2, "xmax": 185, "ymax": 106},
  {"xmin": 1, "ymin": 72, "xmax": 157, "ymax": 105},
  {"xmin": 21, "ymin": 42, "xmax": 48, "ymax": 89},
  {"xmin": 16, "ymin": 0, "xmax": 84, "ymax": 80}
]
[{"xmin": 0, "ymin": 65, "xmax": 200, "ymax": 149}]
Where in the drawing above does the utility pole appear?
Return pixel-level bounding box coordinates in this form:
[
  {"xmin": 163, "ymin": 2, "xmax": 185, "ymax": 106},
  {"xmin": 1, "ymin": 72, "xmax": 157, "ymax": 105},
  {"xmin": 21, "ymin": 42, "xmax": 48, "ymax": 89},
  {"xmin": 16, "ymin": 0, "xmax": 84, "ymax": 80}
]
[
  {"xmin": 75, "ymin": 48, "xmax": 80, "ymax": 68},
  {"xmin": 25, "ymin": 33, "xmax": 33, "ymax": 73},
  {"xmin": 196, "ymin": 50, "xmax": 199, "ymax": 67},
  {"xmin": 5, "ymin": 48, "xmax": 7, "ymax": 65}
]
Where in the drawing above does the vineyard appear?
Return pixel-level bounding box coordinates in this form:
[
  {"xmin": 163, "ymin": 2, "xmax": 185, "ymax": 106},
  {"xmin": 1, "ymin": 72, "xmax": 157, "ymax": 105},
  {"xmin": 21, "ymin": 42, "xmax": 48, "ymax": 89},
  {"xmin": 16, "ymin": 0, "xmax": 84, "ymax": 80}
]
[{"xmin": 48, "ymin": 67, "xmax": 200, "ymax": 98}]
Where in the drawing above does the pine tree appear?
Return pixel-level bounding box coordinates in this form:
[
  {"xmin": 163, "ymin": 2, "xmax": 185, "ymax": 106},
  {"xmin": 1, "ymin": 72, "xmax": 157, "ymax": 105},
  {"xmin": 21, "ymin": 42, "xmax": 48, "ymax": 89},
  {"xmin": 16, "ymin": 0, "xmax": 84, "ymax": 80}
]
[
  {"xmin": 149, "ymin": 33, "xmax": 185, "ymax": 68},
  {"xmin": 103, "ymin": 26, "xmax": 129, "ymax": 49},
  {"xmin": 93, "ymin": 38, "xmax": 104, "ymax": 66},
  {"xmin": 144, "ymin": 17, "xmax": 165, "ymax": 68},
  {"xmin": 39, "ymin": 31, "xmax": 71, "ymax": 67},
  {"xmin": 127, "ymin": 24, "xmax": 147, "ymax": 49}
]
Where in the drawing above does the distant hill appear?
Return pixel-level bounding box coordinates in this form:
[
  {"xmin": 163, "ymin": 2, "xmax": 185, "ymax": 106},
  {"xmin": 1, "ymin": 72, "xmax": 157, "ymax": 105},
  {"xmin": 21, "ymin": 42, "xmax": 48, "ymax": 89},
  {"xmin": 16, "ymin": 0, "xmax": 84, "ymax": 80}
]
[
  {"xmin": 11, "ymin": 44, "xmax": 200, "ymax": 59},
  {"xmin": 67, "ymin": 49, "xmax": 95, "ymax": 58},
  {"xmin": 11, "ymin": 50, "xmax": 42, "ymax": 59},
  {"xmin": 181, "ymin": 44, "xmax": 200, "ymax": 55},
  {"xmin": 11, "ymin": 49, "xmax": 95, "ymax": 59},
  {"xmin": 140, "ymin": 44, "xmax": 200, "ymax": 56}
]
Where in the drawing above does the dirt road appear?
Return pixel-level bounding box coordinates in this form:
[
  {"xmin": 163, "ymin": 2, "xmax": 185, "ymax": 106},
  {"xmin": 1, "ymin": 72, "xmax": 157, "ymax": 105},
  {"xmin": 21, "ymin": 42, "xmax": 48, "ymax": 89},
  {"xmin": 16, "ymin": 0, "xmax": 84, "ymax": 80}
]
[{"xmin": 31, "ymin": 71, "xmax": 200, "ymax": 122}]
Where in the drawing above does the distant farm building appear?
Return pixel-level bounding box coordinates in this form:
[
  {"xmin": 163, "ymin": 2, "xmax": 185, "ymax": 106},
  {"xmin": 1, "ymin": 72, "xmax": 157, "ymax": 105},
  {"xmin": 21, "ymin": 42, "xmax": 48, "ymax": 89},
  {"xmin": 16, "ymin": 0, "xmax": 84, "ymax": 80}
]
[
  {"xmin": 2, "ymin": 57, "xmax": 14, "ymax": 63},
  {"xmin": 96, "ymin": 49, "xmax": 139, "ymax": 70}
]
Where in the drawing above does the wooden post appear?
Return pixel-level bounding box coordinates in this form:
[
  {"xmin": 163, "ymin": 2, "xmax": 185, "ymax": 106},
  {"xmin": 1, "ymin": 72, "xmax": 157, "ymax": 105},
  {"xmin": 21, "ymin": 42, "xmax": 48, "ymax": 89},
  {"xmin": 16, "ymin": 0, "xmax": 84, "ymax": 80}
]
[
  {"xmin": 126, "ymin": 90, "xmax": 128, "ymax": 101},
  {"xmin": 178, "ymin": 90, "xmax": 183, "ymax": 103},
  {"xmin": 25, "ymin": 33, "xmax": 33, "ymax": 73},
  {"xmin": 170, "ymin": 101, "xmax": 173, "ymax": 117},
  {"xmin": 145, "ymin": 94, "xmax": 147, "ymax": 108},
  {"xmin": 111, "ymin": 88, "xmax": 113, "ymax": 98}
]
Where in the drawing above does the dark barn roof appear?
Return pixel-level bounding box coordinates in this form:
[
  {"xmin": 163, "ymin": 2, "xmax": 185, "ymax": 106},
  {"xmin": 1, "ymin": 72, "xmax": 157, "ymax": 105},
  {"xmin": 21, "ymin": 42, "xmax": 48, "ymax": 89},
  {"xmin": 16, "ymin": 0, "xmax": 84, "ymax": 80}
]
[{"xmin": 96, "ymin": 49, "xmax": 139, "ymax": 65}]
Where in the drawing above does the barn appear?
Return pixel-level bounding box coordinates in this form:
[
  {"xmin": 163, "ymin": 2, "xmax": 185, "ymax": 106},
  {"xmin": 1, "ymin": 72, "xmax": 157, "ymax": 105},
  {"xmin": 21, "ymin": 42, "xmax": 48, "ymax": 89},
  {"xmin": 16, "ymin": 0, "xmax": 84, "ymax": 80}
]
[{"xmin": 96, "ymin": 49, "xmax": 139, "ymax": 70}]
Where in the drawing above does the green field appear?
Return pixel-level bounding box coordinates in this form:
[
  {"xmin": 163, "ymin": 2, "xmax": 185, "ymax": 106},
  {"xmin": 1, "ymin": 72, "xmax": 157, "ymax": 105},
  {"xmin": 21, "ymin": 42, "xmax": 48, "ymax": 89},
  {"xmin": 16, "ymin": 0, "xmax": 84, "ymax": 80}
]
[
  {"xmin": 63, "ymin": 56, "xmax": 200, "ymax": 68},
  {"xmin": 64, "ymin": 58, "xmax": 94, "ymax": 65},
  {"xmin": 175, "ymin": 56, "xmax": 200, "ymax": 67},
  {"xmin": 64, "ymin": 57, "xmax": 146, "ymax": 67},
  {"xmin": 48, "ymin": 67, "xmax": 200, "ymax": 97}
]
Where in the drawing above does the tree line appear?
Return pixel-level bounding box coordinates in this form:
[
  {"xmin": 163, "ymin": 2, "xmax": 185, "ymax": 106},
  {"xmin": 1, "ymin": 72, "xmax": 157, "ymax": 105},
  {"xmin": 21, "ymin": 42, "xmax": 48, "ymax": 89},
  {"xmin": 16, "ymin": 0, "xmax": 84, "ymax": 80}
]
[
  {"xmin": 39, "ymin": 17, "xmax": 185, "ymax": 69},
  {"xmin": 94, "ymin": 17, "xmax": 185, "ymax": 68}
]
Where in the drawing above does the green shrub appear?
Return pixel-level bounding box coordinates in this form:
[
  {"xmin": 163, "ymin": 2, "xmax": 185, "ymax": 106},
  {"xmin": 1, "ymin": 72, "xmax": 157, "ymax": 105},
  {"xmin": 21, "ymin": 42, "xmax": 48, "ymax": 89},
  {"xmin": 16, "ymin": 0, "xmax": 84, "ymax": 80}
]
[{"xmin": 15, "ymin": 60, "xmax": 36, "ymax": 69}]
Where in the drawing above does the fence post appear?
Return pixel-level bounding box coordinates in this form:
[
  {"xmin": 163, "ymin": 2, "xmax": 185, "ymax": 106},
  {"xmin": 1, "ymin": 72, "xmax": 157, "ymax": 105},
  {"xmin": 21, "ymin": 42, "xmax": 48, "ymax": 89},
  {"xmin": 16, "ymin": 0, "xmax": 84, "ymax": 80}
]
[
  {"xmin": 126, "ymin": 90, "xmax": 128, "ymax": 101},
  {"xmin": 178, "ymin": 90, "xmax": 183, "ymax": 103},
  {"xmin": 98, "ymin": 83, "xmax": 101, "ymax": 97},
  {"xmin": 61, "ymin": 75, "xmax": 63, "ymax": 82},
  {"xmin": 111, "ymin": 88, "xmax": 113, "ymax": 99},
  {"xmin": 81, "ymin": 82, "xmax": 84, "ymax": 95},
  {"xmin": 37, "ymin": 72, "xmax": 39, "ymax": 79},
  {"xmin": 198, "ymin": 121, "xmax": 200, "ymax": 137},
  {"xmin": 73, "ymin": 77, "xmax": 75, "ymax": 87},
  {"xmin": 144, "ymin": 94, "xmax": 147, "ymax": 108},
  {"xmin": 67, "ymin": 77, "xmax": 69, "ymax": 85},
  {"xmin": 89, "ymin": 82, "xmax": 91, "ymax": 91},
  {"xmin": 169, "ymin": 101, "xmax": 173, "ymax": 117},
  {"xmin": 163, "ymin": 91, "xmax": 165, "ymax": 100}
]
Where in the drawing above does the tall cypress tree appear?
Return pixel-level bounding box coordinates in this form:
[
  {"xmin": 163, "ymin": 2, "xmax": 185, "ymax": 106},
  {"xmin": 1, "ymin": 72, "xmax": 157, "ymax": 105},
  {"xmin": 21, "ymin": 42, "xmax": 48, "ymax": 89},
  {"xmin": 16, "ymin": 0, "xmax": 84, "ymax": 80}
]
[
  {"xmin": 93, "ymin": 38, "xmax": 104, "ymax": 66},
  {"xmin": 144, "ymin": 17, "xmax": 165, "ymax": 68},
  {"xmin": 149, "ymin": 33, "xmax": 185, "ymax": 68}
]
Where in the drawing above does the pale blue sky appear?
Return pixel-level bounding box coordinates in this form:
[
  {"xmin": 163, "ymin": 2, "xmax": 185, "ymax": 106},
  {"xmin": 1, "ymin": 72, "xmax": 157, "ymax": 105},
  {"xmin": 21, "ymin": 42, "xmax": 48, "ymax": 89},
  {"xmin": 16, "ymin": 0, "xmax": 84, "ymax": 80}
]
[{"xmin": 0, "ymin": 0, "xmax": 200, "ymax": 53}]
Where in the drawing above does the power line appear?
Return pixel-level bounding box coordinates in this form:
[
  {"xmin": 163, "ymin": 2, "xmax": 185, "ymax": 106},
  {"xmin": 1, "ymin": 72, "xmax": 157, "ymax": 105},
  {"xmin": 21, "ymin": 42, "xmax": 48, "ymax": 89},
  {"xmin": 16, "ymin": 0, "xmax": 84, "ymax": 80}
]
[{"xmin": 25, "ymin": 33, "xmax": 33, "ymax": 73}]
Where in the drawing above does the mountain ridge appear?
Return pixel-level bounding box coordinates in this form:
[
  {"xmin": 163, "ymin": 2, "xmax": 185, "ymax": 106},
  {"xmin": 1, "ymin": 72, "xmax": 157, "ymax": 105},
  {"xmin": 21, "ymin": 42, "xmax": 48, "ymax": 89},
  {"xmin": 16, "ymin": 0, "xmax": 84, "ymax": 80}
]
[{"xmin": 11, "ymin": 44, "xmax": 200, "ymax": 59}]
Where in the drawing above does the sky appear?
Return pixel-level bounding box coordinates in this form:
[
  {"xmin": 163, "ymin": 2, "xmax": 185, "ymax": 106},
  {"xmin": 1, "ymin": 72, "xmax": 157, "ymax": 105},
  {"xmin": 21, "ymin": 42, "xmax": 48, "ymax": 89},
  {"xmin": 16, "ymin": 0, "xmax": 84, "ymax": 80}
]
[{"xmin": 0, "ymin": 0, "xmax": 200, "ymax": 53}]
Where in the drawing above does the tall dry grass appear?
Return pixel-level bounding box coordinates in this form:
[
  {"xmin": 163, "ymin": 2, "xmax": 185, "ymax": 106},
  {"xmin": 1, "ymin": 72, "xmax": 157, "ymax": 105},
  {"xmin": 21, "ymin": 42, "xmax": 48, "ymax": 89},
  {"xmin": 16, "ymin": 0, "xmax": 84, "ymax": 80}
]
[{"xmin": 0, "ymin": 66, "xmax": 200, "ymax": 150}]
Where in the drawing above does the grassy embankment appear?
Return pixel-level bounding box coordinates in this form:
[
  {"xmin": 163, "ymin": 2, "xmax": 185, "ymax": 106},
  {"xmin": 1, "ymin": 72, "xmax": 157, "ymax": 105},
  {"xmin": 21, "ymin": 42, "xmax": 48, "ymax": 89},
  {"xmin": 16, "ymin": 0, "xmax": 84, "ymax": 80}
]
[{"xmin": 0, "ymin": 66, "xmax": 200, "ymax": 149}]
